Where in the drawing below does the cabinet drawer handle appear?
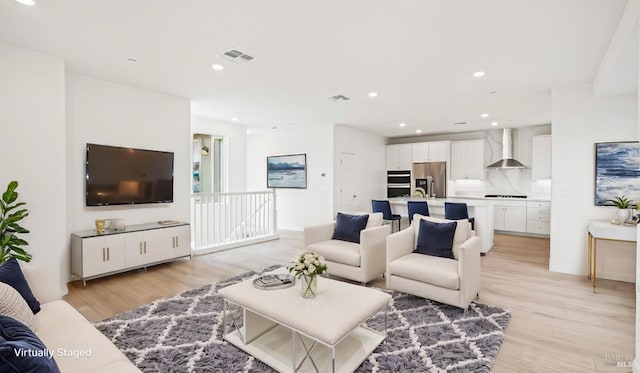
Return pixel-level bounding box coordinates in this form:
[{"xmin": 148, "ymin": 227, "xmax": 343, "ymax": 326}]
[
  {"xmin": 176, "ymin": 237, "xmax": 179, "ymax": 247},
  {"xmin": 144, "ymin": 241, "xmax": 147, "ymax": 254},
  {"xmin": 102, "ymin": 247, "xmax": 106, "ymax": 261},
  {"xmin": 107, "ymin": 247, "xmax": 110, "ymax": 261}
]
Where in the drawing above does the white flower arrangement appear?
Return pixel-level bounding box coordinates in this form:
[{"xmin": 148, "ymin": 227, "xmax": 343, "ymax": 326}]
[{"xmin": 287, "ymin": 251, "xmax": 328, "ymax": 278}]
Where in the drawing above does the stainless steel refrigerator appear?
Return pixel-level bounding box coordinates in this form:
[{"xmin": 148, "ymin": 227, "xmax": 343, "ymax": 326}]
[{"xmin": 411, "ymin": 162, "xmax": 446, "ymax": 198}]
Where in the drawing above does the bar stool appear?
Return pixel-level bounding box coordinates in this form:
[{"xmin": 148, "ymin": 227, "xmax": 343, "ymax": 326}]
[
  {"xmin": 371, "ymin": 200, "xmax": 402, "ymax": 232},
  {"xmin": 407, "ymin": 201, "xmax": 430, "ymax": 224},
  {"xmin": 444, "ymin": 202, "xmax": 475, "ymax": 230}
]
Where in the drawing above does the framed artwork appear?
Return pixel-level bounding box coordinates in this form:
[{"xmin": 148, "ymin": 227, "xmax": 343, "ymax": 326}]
[
  {"xmin": 267, "ymin": 154, "xmax": 307, "ymax": 189},
  {"xmin": 594, "ymin": 141, "xmax": 640, "ymax": 205}
]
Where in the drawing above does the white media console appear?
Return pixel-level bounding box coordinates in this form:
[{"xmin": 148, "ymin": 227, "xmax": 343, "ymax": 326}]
[{"xmin": 71, "ymin": 222, "xmax": 191, "ymax": 285}]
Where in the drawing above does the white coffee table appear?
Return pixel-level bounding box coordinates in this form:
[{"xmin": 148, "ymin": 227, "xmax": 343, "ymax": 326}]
[{"xmin": 218, "ymin": 270, "xmax": 391, "ymax": 372}]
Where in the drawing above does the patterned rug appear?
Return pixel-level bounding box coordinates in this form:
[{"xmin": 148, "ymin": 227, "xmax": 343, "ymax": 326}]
[{"xmin": 96, "ymin": 266, "xmax": 510, "ymax": 372}]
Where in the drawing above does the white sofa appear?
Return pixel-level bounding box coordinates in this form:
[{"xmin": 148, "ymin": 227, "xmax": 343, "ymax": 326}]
[
  {"xmin": 304, "ymin": 212, "xmax": 390, "ymax": 285},
  {"xmin": 21, "ymin": 265, "xmax": 140, "ymax": 372},
  {"xmin": 386, "ymin": 214, "xmax": 481, "ymax": 309}
]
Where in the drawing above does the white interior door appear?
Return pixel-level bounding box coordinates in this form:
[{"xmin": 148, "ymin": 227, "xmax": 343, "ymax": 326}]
[{"xmin": 339, "ymin": 152, "xmax": 358, "ymax": 212}]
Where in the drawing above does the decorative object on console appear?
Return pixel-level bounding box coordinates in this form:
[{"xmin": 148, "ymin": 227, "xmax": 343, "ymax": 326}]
[
  {"xmin": 108, "ymin": 218, "xmax": 126, "ymax": 231},
  {"xmin": 95, "ymin": 219, "xmax": 105, "ymax": 234},
  {"xmin": 0, "ymin": 180, "xmax": 31, "ymax": 264},
  {"xmin": 287, "ymin": 251, "xmax": 327, "ymax": 298},
  {"xmin": 595, "ymin": 141, "xmax": 640, "ymax": 206},
  {"xmin": 266, "ymin": 153, "xmax": 307, "ymax": 189},
  {"xmin": 95, "ymin": 266, "xmax": 510, "ymax": 372},
  {"xmin": 608, "ymin": 195, "xmax": 634, "ymax": 223}
]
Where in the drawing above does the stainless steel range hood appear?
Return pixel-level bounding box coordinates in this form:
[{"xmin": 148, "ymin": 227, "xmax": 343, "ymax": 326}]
[{"xmin": 487, "ymin": 128, "xmax": 526, "ymax": 169}]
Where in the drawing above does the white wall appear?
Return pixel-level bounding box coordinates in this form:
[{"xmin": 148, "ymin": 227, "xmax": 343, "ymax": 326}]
[
  {"xmin": 550, "ymin": 83, "xmax": 637, "ymax": 276},
  {"xmin": 66, "ymin": 74, "xmax": 191, "ymax": 238},
  {"xmin": 0, "ymin": 43, "xmax": 68, "ymax": 296},
  {"xmin": 246, "ymin": 126, "xmax": 334, "ymax": 230},
  {"xmin": 333, "ymin": 125, "xmax": 387, "ymax": 213},
  {"xmin": 191, "ymin": 116, "xmax": 246, "ymax": 193}
]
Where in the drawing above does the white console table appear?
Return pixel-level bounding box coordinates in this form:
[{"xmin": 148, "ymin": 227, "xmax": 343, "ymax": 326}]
[
  {"xmin": 71, "ymin": 222, "xmax": 191, "ymax": 285},
  {"xmin": 587, "ymin": 220, "xmax": 636, "ymax": 292}
]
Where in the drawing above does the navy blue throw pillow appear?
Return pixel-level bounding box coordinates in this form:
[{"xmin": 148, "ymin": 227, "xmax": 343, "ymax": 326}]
[
  {"xmin": 332, "ymin": 213, "xmax": 369, "ymax": 244},
  {"xmin": 0, "ymin": 315, "xmax": 60, "ymax": 372},
  {"xmin": 0, "ymin": 259, "xmax": 40, "ymax": 314},
  {"xmin": 415, "ymin": 220, "xmax": 457, "ymax": 259}
]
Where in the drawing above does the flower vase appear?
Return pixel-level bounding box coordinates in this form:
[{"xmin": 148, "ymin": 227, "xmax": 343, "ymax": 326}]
[
  {"xmin": 300, "ymin": 274, "xmax": 317, "ymax": 298},
  {"xmin": 617, "ymin": 209, "xmax": 630, "ymax": 223}
]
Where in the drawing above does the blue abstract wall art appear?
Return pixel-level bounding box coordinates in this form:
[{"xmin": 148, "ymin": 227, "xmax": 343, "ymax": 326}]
[{"xmin": 594, "ymin": 141, "xmax": 640, "ymax": 206}]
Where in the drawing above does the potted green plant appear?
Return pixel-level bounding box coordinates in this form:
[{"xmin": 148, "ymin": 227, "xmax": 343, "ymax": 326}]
[
  {"xmin": 0, "ymin": 181, "xmax": 31, "ymax": 264},
  {"xmin": 609, "ymin": 195, "xmax": 633, "ymax": 223}
]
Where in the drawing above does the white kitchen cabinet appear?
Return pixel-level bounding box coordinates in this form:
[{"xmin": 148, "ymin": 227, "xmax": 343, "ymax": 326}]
[
  {"xmin": 412, "ymin": 141, "xmax": 449, "ymax": 163},
  {"xmin": 493, "ymin": 200, "xmax": 527, "ymax": 232},
  {"xmin": 72, "ymin": 222, "xmax": 191, "ymax": 283},
  {"xmin": 531, "ymin": 135, "xmax": 552, "ymax": 180},
  {"xmin": 450, "ymin": 140, "xmax": 485, "ymax": 180},
  {"xmin": 526, "ymin": 201, "xmax": 551, "ymax": 235},
  {"xmin": 386, "ymin": 144, "xmax": 413, "ymax": 170}
]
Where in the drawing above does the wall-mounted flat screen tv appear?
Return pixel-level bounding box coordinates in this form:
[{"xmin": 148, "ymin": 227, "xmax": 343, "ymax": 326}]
[{"xmin": 85, "ymin": 143, "xmax": 174, "ymax": 206}]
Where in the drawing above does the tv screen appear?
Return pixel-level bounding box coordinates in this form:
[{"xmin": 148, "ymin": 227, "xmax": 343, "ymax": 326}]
[{"xmin": 85, "ymin": 143, "xmax": 174, "ymax": 206}]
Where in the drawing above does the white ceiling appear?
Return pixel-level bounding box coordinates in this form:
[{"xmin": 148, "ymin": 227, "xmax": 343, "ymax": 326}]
[{"xmin": 0, "ymin": 0, "xmax": 631, "ymax": 138}]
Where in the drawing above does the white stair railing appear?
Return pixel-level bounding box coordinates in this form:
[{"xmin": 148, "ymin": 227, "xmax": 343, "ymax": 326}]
[{"xmin": 191, "ymin": 191, "xmax": 278, "ymax": 253}]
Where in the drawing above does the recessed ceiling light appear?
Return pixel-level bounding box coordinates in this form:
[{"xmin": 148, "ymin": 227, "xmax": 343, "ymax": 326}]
[
  {"xmin": 246, "ymin": 129, "xmax": 252, "ymax": 134},
  {"xmin": 416, "ymin": 129, "xmax": 422, "ymax": 134},
  {"xmin": 481, "ymin": 113, "xmax": 489, "ymax": 118},
  {"xmin": 473, "ymin": 71, "xmax": 486, "ymax": 78},
  {"xmin": 491, "ymin": 121, "xmax": 498, "ymax": 126},
  {"xmin": 399, "ymin": 123, "xmax": 406, "ymax": 127},
  {"xmin": 232, "ymin": 117, "xmax": 238, "ymax": 122},
  {"xmin": 368, "ymin": 92, "xmax": 378, "ymax": 98},
  {"xmin": 211, "ymin": 64, "xmax": 225, "ymax": 71},
  {"xmin": 14, "ymin": 0, "xmax": 36, "ymax": 5}
]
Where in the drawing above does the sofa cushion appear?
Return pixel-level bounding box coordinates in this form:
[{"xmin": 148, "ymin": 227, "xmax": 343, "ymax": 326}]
[
  {"xmin": 389, "ymin": 253, "xmax": 459, "ymax": 290},
  {"xmin": 0, "ymin": 259, "xmax": 40, "ymax": 314},
  {"xmin": 0, "ymin": 283, "xmax": 33, "ymax": 328},
  {"xmin": 32, "ymin": 301, "xmax": 139, "ymax": 372},
  {"xmin": 415, "ymin": 220, "xmax": 457, "ymax": 259},
  {"xmin": 308, "ymin": 240, "xmax": 361, "ymax": 267},
  {"xmin": 411, "ymin": 215, "xmax": 471, "ymax": 259},
  {"xmin": 332, "ymin": 213, "xmax": 369, "ymax": 244},
  {"xmin": 0, "ymin": 315, "xmax": 60, "ymax": 372}
]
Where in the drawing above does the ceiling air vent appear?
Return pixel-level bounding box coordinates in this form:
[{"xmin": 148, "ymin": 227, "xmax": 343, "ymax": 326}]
[
  {"xmin": 218, "ymin": 49, "xmax": 255, "ymax": 63},
  {"xmin": 329, "ymin": 94, "xmax": 350, "ymax": 101}
]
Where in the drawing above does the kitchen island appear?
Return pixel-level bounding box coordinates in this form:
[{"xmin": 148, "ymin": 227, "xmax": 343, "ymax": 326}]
[{"xmin": 389, "ymin": 197, "xmax": 494, "ymax": 253}]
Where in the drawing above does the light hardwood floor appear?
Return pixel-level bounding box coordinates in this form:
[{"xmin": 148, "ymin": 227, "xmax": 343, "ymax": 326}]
[{"xmin": 64, "ymin": 232, "xmax": 635, "ymax": 373}]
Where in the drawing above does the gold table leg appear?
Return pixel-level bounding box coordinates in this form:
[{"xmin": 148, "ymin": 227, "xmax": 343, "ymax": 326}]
[
  {"xmin": 587, "ymin": 232, "xmax": 592, "ymax": 280},
  {"xmin": 592, "ymin": 238, "xmax": 597, "ymax": 293}
]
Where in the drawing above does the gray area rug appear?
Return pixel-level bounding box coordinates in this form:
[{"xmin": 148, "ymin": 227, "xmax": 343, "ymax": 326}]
[{"xmin": 96, "ymin": 266, "xmax": 510, "ymax": 372}]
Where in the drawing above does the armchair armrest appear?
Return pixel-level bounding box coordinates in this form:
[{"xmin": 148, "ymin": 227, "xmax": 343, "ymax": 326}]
[
  {"xmin": 386, "ymin": 227, "xmax": 415, "ymax": 265},
  {"xmin": 457, "ymin": 236, "xmax": 481, "ymax": 303},
  {"xmin": 359, "ymin": 225, "xmax": 391, "ymax": 279},
  {"xmin": 304, "ymin": 222, "xmax": 336, "ymax": 247}
]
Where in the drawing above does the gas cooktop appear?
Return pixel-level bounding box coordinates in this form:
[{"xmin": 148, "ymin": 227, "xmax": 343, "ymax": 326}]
[{"xmin": 484, "ymin": 194, "xmax": 527, "ymax": 199}]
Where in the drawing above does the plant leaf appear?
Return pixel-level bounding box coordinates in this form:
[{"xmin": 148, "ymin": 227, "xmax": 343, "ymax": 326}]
[
  {"xmin": 2, "ymin": 181, "xmax": 18, "ymax": 205},
  {"xmin": 3, "ymin": 202, "xmax": 25, "ymax": 214}
]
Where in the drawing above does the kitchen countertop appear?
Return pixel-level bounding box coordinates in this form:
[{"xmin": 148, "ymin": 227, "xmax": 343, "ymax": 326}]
[
  {"xmin": 389, "ymin": 197, "xmax": 494, "ymax": 207},
  {"xmin": 447, "ymin": 195, "xmax": 552, "ymax": 202}
]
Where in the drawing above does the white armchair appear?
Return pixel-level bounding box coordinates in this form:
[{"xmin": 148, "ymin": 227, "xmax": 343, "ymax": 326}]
[
  {"xmin": 304, "ymin": 212, "xmax": 390, "ymax": 285},
  {"xmin": 386, "ymin": 214, "xmax": 481, "ymax": 309}
]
